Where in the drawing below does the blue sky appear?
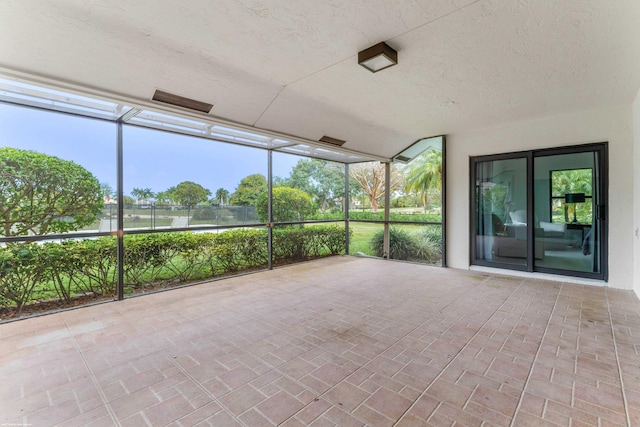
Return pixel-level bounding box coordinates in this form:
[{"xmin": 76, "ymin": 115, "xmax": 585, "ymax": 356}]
[{"xmin": 0, "ymin": 104, "xmax": 301, "ymax": 197}]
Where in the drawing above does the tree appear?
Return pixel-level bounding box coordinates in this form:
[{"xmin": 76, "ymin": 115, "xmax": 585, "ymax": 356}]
[
  {"xmin": 172, "ymin": 181, "xmax": 211, "ymax": 206},
  {"xmin": 256, "ymin": 187, "xmax": 316, "ymax": 222},
  {"xmin": 131, "ymin": 187, "xmax": 155, "ymax": 205},
  {"xmin": 403, "ymin": 149, "xmax": 443, "ymax": 213},
  {"xmin": 0, "ymin": 147, "xmax": 103, "ymax": 236},
  {"xmin": 280, "ymin": 159, "xmax": 348, "ymax": 212},
  {"xmin": 349, "ymin": 162, "xmax": 402, "ymax": 212},
  {"xmin": 215, "ymin": 188, "xmax": 230, "ymax": 206},
  {"xmin": 230, "ymin": 174, "xmax": 267, "ymax": 206},
  {"xmin": 156, "ymin": 187, "xmax": 176, "ymax": 204},
  {"xmin": 131, "ymin": 188, "xmax": 143, "ymax": 202},
  {"xmin": 100, "ymin": 182, "xmax": 114, "ymax": 202}
]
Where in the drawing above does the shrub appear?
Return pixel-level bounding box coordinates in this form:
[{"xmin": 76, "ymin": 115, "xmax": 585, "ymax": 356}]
[
  {"xmin": 123, "ymin": 233, "xmax": 180, "ymax": 286},
  {"xmin": 349, "ymin": 211, "xmax": 384, "ymax": 221},
  {"xmin": 320, "ymin": 226, "xmax": 350, "ymax": 255},
  {"xmin": 75, "ymin": 237, "xmax": 118, "ymax": 295},
  {"xmin": 209, "ymin": 229, "xmax": 268, "ymax": 272},
  {"xmin": 369, "ymin": 227, "xmax": 418, "ymax": 260},
  {"xmin": 413, "ymin": 227, "xmax": 443, "ymax": 264},
  {"xmin": 0, "ymin": 226, "xmax": 348, "ymax": 317},
  {"xmin": 158, "ymin": 232, "xmax": 207, "ymax": 282},
  {"xmin": 272, "ymin": 227, "xmax": 312, "ymax": 261},
  {"xmin": 272, "ymin": 225, "xmax": 347, "ymax": 262},
  {"xmin": 43, "ymin": 240, "xmax": 87, "ymax": 303},
  {"xmin": 0, "ymin": 243, "xmax": 47, "ymax": 314},
  {"xmin": 348, "ymin": 211, "xmax": 441, "ymax": 222},
  {"xmin": 308, "ymin": 211, "xmax": 345, "ymax": 221}
]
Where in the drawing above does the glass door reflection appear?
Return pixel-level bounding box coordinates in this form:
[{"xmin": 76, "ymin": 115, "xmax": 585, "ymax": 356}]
[
  {"xmin": 474, "ymin": 157, "xmax": 528, "ymax": 267},
  {"xmin": 533, "ymin": 152, "xmax": 600, "ymax": 274}
]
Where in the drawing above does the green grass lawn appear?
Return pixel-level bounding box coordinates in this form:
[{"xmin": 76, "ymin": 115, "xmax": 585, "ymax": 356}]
[{"xmin": 349, "ymin": 222, "xmax": 383, "ymax": 256}]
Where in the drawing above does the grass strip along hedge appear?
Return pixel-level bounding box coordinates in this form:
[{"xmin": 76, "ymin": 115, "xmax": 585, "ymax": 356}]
[{"xmin": 0, "ymin": 225, "xmax": 347, "ymax": 315}]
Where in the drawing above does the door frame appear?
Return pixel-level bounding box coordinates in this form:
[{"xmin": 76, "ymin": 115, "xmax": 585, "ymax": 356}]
[{"xmin": 469, "ymin": 142, "xmax": 608, "ymax": 281}]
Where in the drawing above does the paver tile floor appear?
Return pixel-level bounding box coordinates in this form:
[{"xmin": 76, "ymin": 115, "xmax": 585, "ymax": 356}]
[{"xmin": 1, "ymin": 256, "xmax": 639, "ymax": 426}]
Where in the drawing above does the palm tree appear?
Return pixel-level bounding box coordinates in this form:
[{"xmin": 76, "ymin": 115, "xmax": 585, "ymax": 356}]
[
  {"xmin": 551, "ymin": 169, "xmax": 592, "ymax": 222},
  {"xmin": 156, "ymin": 186, "xmax": 177, "ymax": 206},
  {"xmin": 215, "ymin": 188, "xmax": 230, "ymax": 206},
  {"xmin": 100, "ymin": 182, "xmax": 114, "ymax": 202},
  {"xmin": 131, "ymin": 187, "xmax": 155, "ymax": 205},
  {"xmin": 403, "ymin": 149, "xmax": 442, "ymax": 213}
]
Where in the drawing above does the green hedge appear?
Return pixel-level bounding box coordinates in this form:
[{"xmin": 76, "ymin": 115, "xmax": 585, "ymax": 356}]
[
  {"xmin": 273, "ymin": 226, "xmax": 347, "ymax": 261},
  {"xmin": 0, "ymin": 243, "xmax": 47, "ymax": 313},
  {"xmin": 0, "ymin": 225, "xmax": 347, "ymax": 315},
  {"xmin": 310, "ymin": 211, "xmax": 441, "ymax": 222}
]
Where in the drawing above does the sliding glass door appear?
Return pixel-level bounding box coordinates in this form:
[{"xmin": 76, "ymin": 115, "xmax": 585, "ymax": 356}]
[
  {"xmin": 471, "ymin": 143, "xmax": 607, "ymax": 280},
  {"xmin": 474, "ymin": 156, "xmax": 528, "ymax": 268},
  {"xmin": 533, "ymin": 150, "xmax": 603, "ymax": 275}
]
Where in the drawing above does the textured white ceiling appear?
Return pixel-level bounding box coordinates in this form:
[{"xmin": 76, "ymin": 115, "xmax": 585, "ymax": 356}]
[{"xmin": 1, "ymin": 0, "xmax": 639, "ymax": 158}]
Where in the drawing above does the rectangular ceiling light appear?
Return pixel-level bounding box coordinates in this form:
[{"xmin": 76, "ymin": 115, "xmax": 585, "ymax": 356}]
[
  {"xmin": 152, "ymin": 89, "xmax": 213, "ymax": 113},
  {"xmin": 358, "ymin": 42, "xmax": 398, "ymax": 73},
  {"xmin": 319, "ymin": 135, "xmax": 346, "ymax": 146}
]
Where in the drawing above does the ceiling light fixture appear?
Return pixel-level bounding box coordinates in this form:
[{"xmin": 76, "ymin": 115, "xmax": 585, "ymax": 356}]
[{"xmin": 358, "ymin": 42, "xmax": 398, "ymax": 73}]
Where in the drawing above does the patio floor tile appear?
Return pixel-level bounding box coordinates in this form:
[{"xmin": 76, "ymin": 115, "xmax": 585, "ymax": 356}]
[{"xmin": 1, "ymin": 256, "xmax": 638, "ymax": 426}]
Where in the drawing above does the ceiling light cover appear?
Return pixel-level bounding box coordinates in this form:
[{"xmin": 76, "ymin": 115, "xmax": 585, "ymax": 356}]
[{"xmin": 358, "ymin": 42, "xmax": 398, "ymax": 73}]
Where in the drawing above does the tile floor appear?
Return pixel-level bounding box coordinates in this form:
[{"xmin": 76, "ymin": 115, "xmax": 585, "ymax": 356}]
[{"xmin": 1, "ymin": 256, "xmax": 639, "ymax": 426}]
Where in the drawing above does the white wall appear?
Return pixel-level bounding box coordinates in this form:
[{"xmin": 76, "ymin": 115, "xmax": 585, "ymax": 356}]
[
  {"xmin": 633, "ymin": 90, "xmax": 640, "ymax": 295},
  {"xmin": 447, "ymin": 104, "xmax": 635, "ymax": 289}
]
